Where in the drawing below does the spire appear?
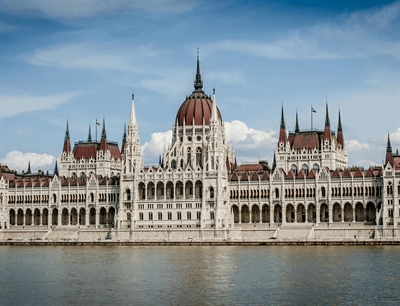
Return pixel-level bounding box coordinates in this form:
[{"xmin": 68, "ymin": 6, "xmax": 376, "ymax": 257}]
[
  {"xmin": 325, "ymin": 102, "xmax": 330, "ymax": 127},
  {"xmin": 63, "ymin": 120, "xmax": 71, "ymax": 153},
  {"xmin": 210, "ymin": 87, "xmax": 218, "ymax": 124},
  {"xmin": 101, "ymin": 118, "xmax": 106, "ymax": 139},
  {"xmin": 87, "ymin": 125, "xmax": 92, "ymax": 142},
  {"xmin": 323, "ymin": 103, "xmax": 331, "ymax": 141},
  {"xmin": 65, "ymin": 120, "xmax": 70, "ymax": 141},
  {"xmin": 194, "ymin": 49, "xmax": 203, "ymax": 92},
  {"xmin": 121, "ymin": 123, "xmax": 127, "ymax": 154},
  {"xmin": 279, "ymin": 105, "xmax": 287, "ymax": 143},
  {"xmin": 272, "ymin": 152, "xmax": 276, "ymax": 169},
  {"xmin": 337, "ymin": 109, "xmax": 344, "ymax": 147},
  {"xmin": 337, "ymin": 109, "xmax": 342, "ymax": 132},
  {"xmin": 27, "ymin": 161, "xmax": 31, "ymax": 174},
  {"xmin": 280, "ymin": 104, "xmax": 285, "ymax": 129},
  {"xmin": 130, "ymin": 93, "xmax": 137, "ymax": 126},
  {"xmin": 386, "ymin": 133, "xmax": 394, "ymax": 166},
  {"xmin": 295, "ymin": 111, "xmax": 299, "ymax": 133},
  {"xmin": 387, "ymin": 133, "xmax": 392, "ymax": 153},
  {"xmin": 54, "ymin": 160, "xmax": 59, "ymax": 176}
]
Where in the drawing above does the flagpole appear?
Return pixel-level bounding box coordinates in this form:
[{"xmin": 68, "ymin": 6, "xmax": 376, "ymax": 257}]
[
  {"xmin": 96, "ymin": 118, "xmax": 98, "ymax": 143},
  {"xmin": 311, "ymin": 106, "xmax": 313, "ymax": 131}
]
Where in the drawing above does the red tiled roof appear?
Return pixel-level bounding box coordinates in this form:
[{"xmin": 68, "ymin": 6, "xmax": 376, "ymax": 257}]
[
  {"xmin": 237, "ymin": 164, "xmax": 264, "ymax": 172},
  {"xmin": 73, "ymin": 142, "xmax": 121, "ymax": 160}
]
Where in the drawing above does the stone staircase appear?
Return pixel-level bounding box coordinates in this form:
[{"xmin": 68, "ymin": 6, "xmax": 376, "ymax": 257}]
[{"xmin": 44, "ymin": 226, "xmax": 78, "ymax": 241}]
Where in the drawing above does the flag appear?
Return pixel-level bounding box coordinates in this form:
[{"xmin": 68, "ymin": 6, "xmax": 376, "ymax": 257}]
[
  {"xmin": 96, "ymin": 119, "xmax": 100, "ymax": 126},
  {"xmin": 311, "ymin": 107, "xmax": 316, "ymax": 113}
]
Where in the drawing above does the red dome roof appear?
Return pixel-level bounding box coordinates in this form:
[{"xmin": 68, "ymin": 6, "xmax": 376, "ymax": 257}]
[
  {"xmin": 175, "ymin": 54, "xmax": 221, "ymax": 126},
  {"xmin": 176, "ymin": 91, "xmax": 221, "ymax": 126}
]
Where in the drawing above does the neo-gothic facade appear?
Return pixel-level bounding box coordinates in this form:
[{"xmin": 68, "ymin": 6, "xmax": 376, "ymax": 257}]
[{"xmin": 0, "ymin": 57, "xmax": 399, "ymax": 239}]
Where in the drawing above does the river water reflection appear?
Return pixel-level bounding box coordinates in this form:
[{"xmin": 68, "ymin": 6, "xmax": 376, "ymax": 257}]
[{"xmin": 1, "ymin": 246, "xmax": 399, "ymax": 305}]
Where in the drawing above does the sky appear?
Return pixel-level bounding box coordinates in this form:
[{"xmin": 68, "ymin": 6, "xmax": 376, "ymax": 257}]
[{"xmin": 0, "ymin": 0, "xmax": 399, "ymax": 173}]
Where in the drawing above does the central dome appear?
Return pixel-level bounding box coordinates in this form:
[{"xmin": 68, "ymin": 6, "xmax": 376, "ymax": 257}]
[{"xmin": 175, "ymin": 55, "xmax": 222, "ymax": 126}]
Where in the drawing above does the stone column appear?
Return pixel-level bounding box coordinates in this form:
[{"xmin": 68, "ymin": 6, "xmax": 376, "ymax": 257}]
[
  {"xmin": 238, "ymin": 209, "xmax": 242, "ymax": 224},
  {"xmin": 259, "ymin": 208, "xmax": 262, "ymax": 224},
  {"xmin": 305, "ymin": 208, "xmax": 308, "ymax": 223},
  {"xmin": 364, "ymin": 207, "xmax": 367, "ymax": 222},
  {"xmin": 48, "ymin": 211, "xmax": 52, "ymax": 229},
  {"xmin": 328, "ymin": 204, "xmax": 333, "ymax": 223},
  {"xmin": 96, "ymin": 211, "xmax": 99, "ymax": 228},
  {"xmin": 352, "ymin": 208, "xmax": 356, "ymax": 222},
  {"xmin": 282, "ymin": 204, "xmax": 286, "ymax": 225},
  {"xmin": 58, "ymin": 211, "xmax": 62, "ymax": 227},
  {"xmin": 85, "ymin": 211, "xmax": 89, "ymax": 227},
  {"xmin": 315, "ymin": 204, "xmax": 319, "ymax": 225}
]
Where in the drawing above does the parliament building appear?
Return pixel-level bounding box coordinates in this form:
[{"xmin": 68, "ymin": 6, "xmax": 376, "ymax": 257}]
[{"xmin": 1, "ymin": 56, "xmax": 399, "ymax": 241}]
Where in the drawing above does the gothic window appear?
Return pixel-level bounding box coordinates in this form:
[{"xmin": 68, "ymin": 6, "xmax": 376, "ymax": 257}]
[
  {"xmin": 302, "ymin": 164, "xmax": 309, "ymax": 175},
  {"xmin": 187, "ymin": 147, "xmax": 191, "ymax": 167},
  {"xmin": 210, "ymin": 211, "xmax": 215, "ymax": 220},
  {"xmin": 139, "ymin": 212, "xmax": 143, "ymax": 220},
  {"xmin": 158, "ymin": 212, "xmax": 162, "ymax": 220},
  {"xmin": 177, "ymin": 211, "xmax": 182, "ymax": 220},
  {"xmin": 196, "ymin": 147, "xmax": 202, "ymax": 167},
  {"xmin": 126, "ymin": 189, "xmax": 131, "ymax": 201},
  {"xmin": 275, "ymin": 188, "xmax": 279, "ymax": 198},
  {"xmin": 387, "ymin": 182, "xmax": 393, "ymax": 195},
  {"xmin": 209, "ymin": 187, "xmax": 214, "ymax": 199},
  {"xmin": 313, "ymin": 164, "xmax": 320, "ymax": 172},
  {"xmin": 291, "ymin": 164, "xmax": 298, "ymax": 175},
  {"xmin": 187, "ymin": 212, "xmax": 191, "ymax": 220},
  {"xmin": 168, "ymin": 212, "xmax": 172, "ymax": 220},
  {"xmin": 197, "ymin": 211, "xmax": 201, "ymax": 220},
  {"xmin": 149, "ymin": 212, "xmax": 153, "ymax": 221}
]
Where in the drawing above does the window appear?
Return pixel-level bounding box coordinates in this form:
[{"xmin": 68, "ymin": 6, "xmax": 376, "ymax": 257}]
[
  {"xmin": 197, "ymin": 211, "xmax": 201, "ymax": 220},
  {"xmin": 126, "ymin": 189, "xmax": 131, "ymax": 201},
  {"xmin": 187, "ymin": 212, "xmax": 191, "ymax": 220},
  {"xmin": 210, "ymin": 211, "xmax": 215, "ymax": 220},
  {"xmin": 209, "ymin": 187, "xmax": 214, "ymax": 199},
  {"xmin": 149, "ymin": 212, "xmax": 153, "ymax": 221},
  {"xmin": 168, "ymin": 212, "xmax": 172, "ymax": 220},
  {"xmin": 158, "ymin": 212, "xmax": 162, "ymax": 220},
  {"xmin": 177, "ymin": 212, "xmax": 182, "ymax": 220},
  {"xmin": 139, "ymin": 212, "xmax": 143, "ymax": 220}
]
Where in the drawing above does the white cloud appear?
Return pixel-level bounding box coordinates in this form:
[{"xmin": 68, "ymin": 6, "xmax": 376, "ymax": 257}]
[
  {"xmin": 207, "ymin": 70, "xmax": 247, "ymax": 86},
  {"xmin": 389, "ymin": 128, "xmax": 400, "ymax": 147},
  {"xmin": 142, "ymin": 130, "xmax": 172, "ymax": 165},
  {"xmin": 1, "ymin": 151, "xmax": 56, "ymax": 173},
  {"xmin": 1, "ymin": 92, "xmax": 79, "ymax": 118},
  {"xmin": 23, "ymin": 42, "xmax": 158, "ymax": 72},
  {"xmin": 346, "ymin": 139, "xmax": 372, "ymax": 152},
  {"xmin": 208, "ymin": 2, "xmax": 399, "ymax": 60},
  {"xmin": 2, "ymin": 0, "xmax": 198, "ymax": 20}
]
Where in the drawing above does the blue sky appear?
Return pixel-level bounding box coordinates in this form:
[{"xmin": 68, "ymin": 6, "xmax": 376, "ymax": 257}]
[{"xmin": 1, "ymin": 0, "xmax": 399, "ymax": 173}]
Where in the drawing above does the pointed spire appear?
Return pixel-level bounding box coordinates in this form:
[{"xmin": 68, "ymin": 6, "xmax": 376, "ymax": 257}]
[
  {"xmin": 337, "ymin": 109, "xmax": 342, "ymax": 132},
  {"xmin": 194, "ymin": 48, "xmax": 203, "ymax": 92},
  {"xmin": 101, "ymin": 118, "xmax": 106, "ymax": 139},
  {"xmin": 280, "ymin": 104, "xmax": 285, "ymax": 129},
  {"xmin": 295, "ymin": 111, "xmax": 299, "ymax": 133},
  {"xmin": 210, "ymin": 87, "xmax": 218, "ymax": 124},
  {"xmin": 65, "ymin": 120, "xmax": 70, "ymax": 140},
  {"xmin": 121, "ymin": 123, "xmax": 127, "ymax": 154},
  {"xmin": 337, "ymin": 109, "xmax": 344, "ymax": 147},
  {"xmin": 387, "ymin": 133, "xmax": 392, "ymax": 153},
  {"xmin": 279, "ymin": 105, "xmax": 287, "ymax": 143},
  {"xmin": 130, "ymin": 92, "xmax": 137, "ymax": 126},
  {"xmin": 325, "ymin": 103, "xmax": 330, "ymax": 127},
  {"xmin": 63, "ymin": 120, "xmax": 71, "ymax": 153},
  {"xmin": 54, "ymin": 160, "xmax": 59, "ymax": 176},
  {"xmin": 386, "ymin": 133, "xmax": 394, "ymax": 166},
  {"xmin": 323, "ymin": 103, "xmax": 331, "ymax": 141},
  {"xmin": 87, "ymin": 125, "xmax": 92, "ymax": 142},
  {"xmin": 27, "ymin": 161, "xmax": 31, "ymax": 174},
  {"xmin": 273, "ymin": 152, "xmax": 276, "ymax": 169}
]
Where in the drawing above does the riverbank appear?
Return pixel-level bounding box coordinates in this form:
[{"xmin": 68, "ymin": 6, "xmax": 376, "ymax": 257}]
[{"xmin": 1, "ymin": 239, "xmax": 400, "ymax": 246}]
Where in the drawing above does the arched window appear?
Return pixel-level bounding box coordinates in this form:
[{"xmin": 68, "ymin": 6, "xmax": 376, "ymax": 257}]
[
  {"xmin": 197, "ymin": 211, "xmax": 201, "ymax": 219},
  {"xmin": 302, "ymin": 164, "xmax": 309, "ymax": 175},
  {"xmin": 275, "ymin": 188, "xmax": 279, "ymax": 199},
  {"xmin": 139, "ymin": 212, "xmax": 143, "ymax": 220},
  {"xmin": 209, "ymin": 187, "xmax": 214, "ymax": 199},
  {"xmin": 196, "ymin": 147, "xmax": 202, "ymax": 167},
  {"xmin": 149, "ymin": 212, "xmax": 153, "ymax": 221},
  {"xmin": 168, "ymin": 212, "xmax": 172, "ymax": 220},
  {"xmin": 126, "ymin": 189, "xmax": 131, "ymax": 201},
  {"xmin": 158, "ymin": 212, "xmax": 162, "ymax": 220},
  {"xmin": 313, "ymin": 163, "xmax": 320, "ymax": 172},
  {"xmin": 187, "ymin": 212, "xmax": 191, "ymax": 220},
  {"xmin": 187, "ymin": 147, "xmax": 192, "ymax": 167},
  {"xmin": 210, "ymin": 211, "xmax": 215, "ymax": 219},
  {"xmin": 177, "ymin": 212, "xmax": 182, "ymax": 220},
  {"xmin": 291, "ymin": 164, "xmax": 298, "ymax": 175}
]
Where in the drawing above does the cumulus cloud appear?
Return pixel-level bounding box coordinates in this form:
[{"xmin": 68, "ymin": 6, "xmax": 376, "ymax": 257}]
[
  {"xmin": 142, "ymin": 130, "xmax": 172, "ymax": 165},
  {"xmin": 1, "ymin": 151, "xmax": 56, "ymax": 173},
  {"xmin": 346, "ymin": 139, "xmax": 372, "ymax": 152},
  {"xmin": 1, "ymin": 92, "xmax": 79, "ymax": 118}
]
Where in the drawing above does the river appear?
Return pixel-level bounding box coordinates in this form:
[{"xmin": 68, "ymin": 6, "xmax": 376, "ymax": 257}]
[{"xmin": 1, "ymin": 246, "xmax": 399, "ymax": 305}]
